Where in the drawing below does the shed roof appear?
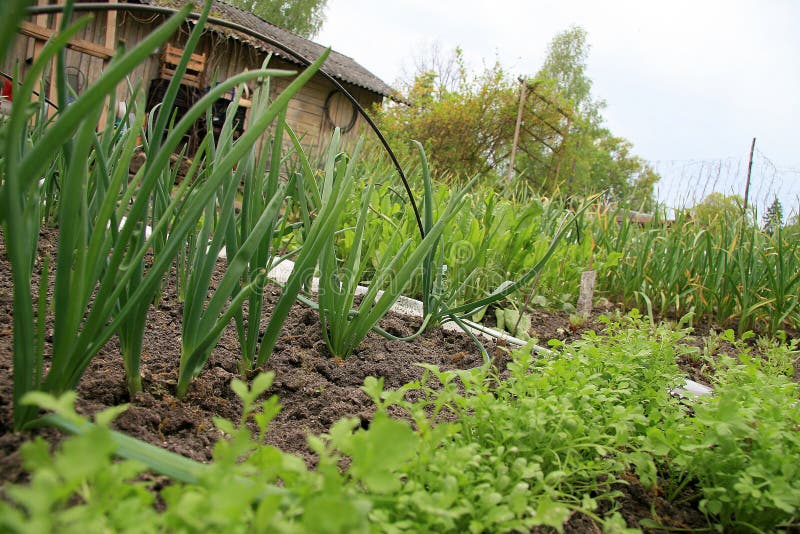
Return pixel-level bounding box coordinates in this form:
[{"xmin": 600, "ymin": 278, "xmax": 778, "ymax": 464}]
[{"xmin": 137, "ymin": 0, "xmax": 397, "ymax": 99}]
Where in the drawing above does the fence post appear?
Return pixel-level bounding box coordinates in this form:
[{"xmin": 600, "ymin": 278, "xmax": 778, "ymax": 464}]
[
  {"xmin": 743, "ymin": 137, "xmax": 756, "ymax": 212},
  {"xmin": 507, "ymin": 77, "xmax": 527, "ymax": 185}
]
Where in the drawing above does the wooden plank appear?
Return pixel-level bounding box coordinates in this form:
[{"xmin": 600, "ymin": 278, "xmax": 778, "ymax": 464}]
[
  {"xmin": 159, "ymin": 65, "xmax": 203, "ymax": 87},
  {"xmin": 164, "ymin": 44, "xmax": 206, "ymax": 72},
  {"xmin": 30, "ymin": 0, "xmax": 48, "ymax": 109},
  {"xmin": 303, "ymin": 78, "xmax": 331, "ymax": 92},
  {"xmin": 288, "ymin": 99, "xmax": 323, "ymax": 115},
  {"xmin": 19, "ymin": 21, "xmax": 115, "ymax": 60},
  {"xmin": 291, "ymin": 88, "xmax": 326, "ymax": 107},
  {"xmin": 160, "ymin": 44, "xmax": 206, "ymax": 87},
  {"xmin": 287, "ymin": 108, "xmax": 324, "ymax": 126},
  {"xmin": 289, "ymin": 94, "xmax": 323, "ymax": 110},
  {"xmin": 163, "ymin": 51, "xmax": 205, "ymax": 72},
  {"xmin": 104, "ymin": 1, "xmax": 117, "ymax": 50},
  {"xmin": 45, "ymin": 10, "xmax": 62, "ymax": 116},
  {"xmin": 291, "ymin": 117, "xmax": 322, "ymax": 130},
  {"xmin": 123, "ymin": 18, "xmax": 156, "ymax": 101},
  {"xmin": 291, "ymin": 123, "xmax": 324, "ymax": 141},
  {"xmin": 0, "ymin": 35, "xmax": 26, "ymax": 74},
  {"xmin": 287, "ymin": 108, "xmax": 321, "ymax": 125},
  {"xmin": 99, "ymin": 2, "xmax": 116, "ymax": 129}
]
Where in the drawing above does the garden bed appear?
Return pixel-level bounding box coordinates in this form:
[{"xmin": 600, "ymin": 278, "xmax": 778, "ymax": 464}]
[
  {"xmin": 0, "ymin": 228, "xmax": 729, "ymax": 531},
  {"xmin": 4, "ymin": 6, "xmax": 799, "ymax": 529},
  {"xmin": 0, "ymin": 227, "xmax": 493, "ymax": 472}
]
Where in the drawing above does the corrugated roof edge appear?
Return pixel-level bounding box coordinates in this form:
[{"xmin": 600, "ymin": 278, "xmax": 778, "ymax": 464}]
[{"xmin": 134, "ymin": 0, "xmax": 402, "ymax": 101}]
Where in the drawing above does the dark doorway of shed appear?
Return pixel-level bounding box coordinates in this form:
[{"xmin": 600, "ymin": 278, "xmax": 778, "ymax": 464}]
[{"xmin": 145, "ymin": 79, "xmax": 247, "ymax": 160}]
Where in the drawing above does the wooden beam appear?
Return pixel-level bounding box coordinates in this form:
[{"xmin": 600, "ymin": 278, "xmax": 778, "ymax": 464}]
[
  {"xmin": 29, "ymin": 0, "xmax": 49, "ymax": 109},
  {"xmin": 520, "ymin": 124, "xmax": 558, "ymax": 153},
  {"xmin": 520, "ymin": 78, "xmax": 573, "ymax": 120},
  {"xmin": 19, "ymin": 21, "xmax": 115, "ymax": 60},
  {"xmin": 526, "ymin": 107, "xmax": 567, "ymax": 138},
  {"xmin": 104, "ymin": 0, "xmax": 117, "ymax": 49},
  {"xmin": 46, "ymin": 10, "xmax": 62, "ymax": 117},
  {"xmin": 516, "ymin": 145, "xmax": 549, "ymax": 166},
  {"xmin": 507, "ymin": 78, "xmax": 527, "ymax": 184},
  {"xmin": 99, "ymin": 1, "xmax": 117, "ymax": 129}
]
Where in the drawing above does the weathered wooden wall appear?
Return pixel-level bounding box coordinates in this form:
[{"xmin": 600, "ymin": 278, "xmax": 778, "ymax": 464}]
[
  {"xmin": 1, "ymin": 9, "xmax": 158, "ymax": 112},
  {"xmin": 269, "ymin": 55, "xmax": 382, "ymax": 151}
]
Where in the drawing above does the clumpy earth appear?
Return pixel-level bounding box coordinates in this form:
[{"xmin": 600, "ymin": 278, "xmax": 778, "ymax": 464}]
[{"xmin": 1, "ymin": 227, "xmax": 713, "ymax": 531}]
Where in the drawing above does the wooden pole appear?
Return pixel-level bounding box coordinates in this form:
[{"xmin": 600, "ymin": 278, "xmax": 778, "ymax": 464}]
[
  {"xmin": 45, "ymin": 8, "xmax": 62, "ymax": 118},
  {"xmin": 743, "ymin": 137, "xmax": 756, "ymax": 212},
  {"xmin": 18, "ymin": 22, "xmax": 115, "ymax": 59},
  {"xmin": 577, "ymin": 270, "xmax": 596, "ymax": 317},
  {"xmin": 551, "ymin": 116, "xmax": 570, "ymax": 190},
  {"xmin": 99, "ymin": 0, "xmax": 118, "ymax": 129},
  {"xmin": 507, "ymin": 77, "xmax": 527, "ymax": 185},
  {"xmin": 30, "ymin": 0, "xmax": 50, "ymax": 110}
]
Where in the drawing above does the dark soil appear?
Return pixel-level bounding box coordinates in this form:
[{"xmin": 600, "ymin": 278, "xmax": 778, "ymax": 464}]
[{"xmin": 0, "ymin": 227, "xmax": 712, "ymax": 532}]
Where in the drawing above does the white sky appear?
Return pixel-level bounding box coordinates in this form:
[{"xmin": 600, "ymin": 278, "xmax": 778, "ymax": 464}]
[{"xmin": 317, "ymin": 0, "xmax": 800, "ymax": 214}]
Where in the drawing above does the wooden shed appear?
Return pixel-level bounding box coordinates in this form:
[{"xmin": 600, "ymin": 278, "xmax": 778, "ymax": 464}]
[{"xmin": 2, "ymin": 0, "xmax": 398, "ymax": 152}]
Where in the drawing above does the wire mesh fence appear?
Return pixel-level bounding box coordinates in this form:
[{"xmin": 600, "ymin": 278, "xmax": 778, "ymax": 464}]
[{"xmin": 650, "ymin": 148, "xmax": 800, "ymax": 223}]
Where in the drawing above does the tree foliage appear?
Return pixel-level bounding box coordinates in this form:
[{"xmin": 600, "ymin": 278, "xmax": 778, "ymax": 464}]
[
  {"xmin": 518, "ymin": 26, "xmax": 657, "ymax": 209},
  {"xmin": 537, "ymin": 26, "xmax": 592, "ymax": 111},
  {"xmin": 378, "ymin": 28, "xmax": 659, "ymax": 209},
  {"xmin": 693, "ymin": 193, "xmax": 746, "ymax": 227},
  {"xmin": 785, "ymin": 212, "xmax": 800, "ymax": 240},
  {"xmin": 225, "ymin": 0, "xmax": 327, "ymax": 38},
  {"xmin": 379, "ymin": 49, "xmax": 517, "ymax": 181}
]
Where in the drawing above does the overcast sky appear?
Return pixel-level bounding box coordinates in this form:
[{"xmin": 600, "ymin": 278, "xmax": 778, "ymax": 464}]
[{"xmin": 317, "ymin": 0, "xmax": 799, "ymax": 214}]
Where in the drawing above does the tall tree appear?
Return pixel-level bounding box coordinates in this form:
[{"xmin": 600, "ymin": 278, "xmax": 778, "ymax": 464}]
[
  {"xmin": 520, "ymin": 26, "xmax": 657, "ymax": 207},
  {"xmin": 536, "ymin": 26, "xmax": 593, "ymax": 112},
  {"xmin": 379, "ymin": 48, "xmax": 518, "ymax": 181},
  {"xmin": 225, "ymin": 0, "xmax": 327, "ymax": 38}
]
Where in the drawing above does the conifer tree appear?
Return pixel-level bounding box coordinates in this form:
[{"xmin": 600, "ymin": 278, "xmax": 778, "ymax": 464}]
[{"xmin": 762, "ymin": 196, "xmax": 783, "ymax": 235}]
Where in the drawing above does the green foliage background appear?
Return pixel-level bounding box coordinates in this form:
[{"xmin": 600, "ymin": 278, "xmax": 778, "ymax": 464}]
[
  {"xmin": 377, "ymin": 27, "xmax": 659, "ymax": 210},
  {"xmin": 224, "ymin": 0, "xmax": 327, "ymax": 38}
]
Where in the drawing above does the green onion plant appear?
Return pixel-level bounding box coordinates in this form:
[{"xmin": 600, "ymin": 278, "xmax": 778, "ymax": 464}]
[
  {"xmin": 249, "ymin": 126, "xmax": 367, "ymax": 366},
  {"xmin": 175, "ymin": 48, "xmax": 332, "ymax": 396},
  {"xmin": 315, "ymin": 139, "xmax": 475, "ymax": 359},
  {"xmin": 2, "ymin": 3, "xmax": 195, "ymax": 427},
  {"xmin": 228, "ymin": 59, "xmax": 299, "ymax": 372},
  {"xmin": 596, "ymin": 207, "xmax": 800, "ymax": 334},
  {"xmin": 415, "ymin": 140, "xmax": 599, "ymax": 331},
  {"xmin": 1, "ymin": 0, "xmax": 331, "ymax": 424}
]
